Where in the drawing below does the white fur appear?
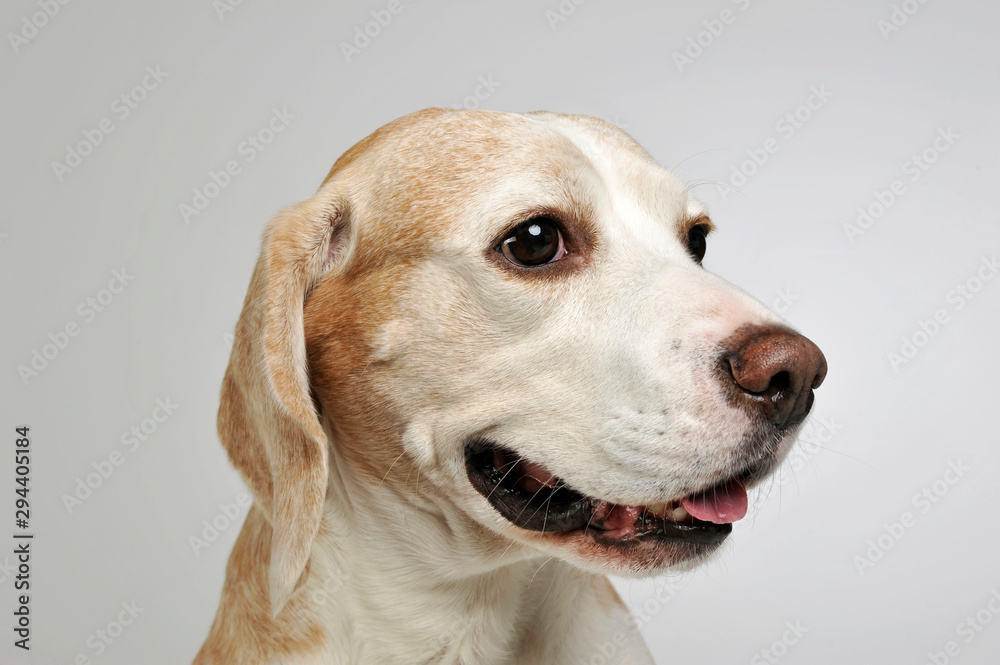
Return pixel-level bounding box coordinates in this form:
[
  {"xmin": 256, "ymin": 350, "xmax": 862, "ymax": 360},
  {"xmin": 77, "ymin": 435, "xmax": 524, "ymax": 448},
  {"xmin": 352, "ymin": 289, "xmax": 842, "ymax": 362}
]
[{"xmin": 202, "ymin": 109, "xmax": 808, "ymax": 665}]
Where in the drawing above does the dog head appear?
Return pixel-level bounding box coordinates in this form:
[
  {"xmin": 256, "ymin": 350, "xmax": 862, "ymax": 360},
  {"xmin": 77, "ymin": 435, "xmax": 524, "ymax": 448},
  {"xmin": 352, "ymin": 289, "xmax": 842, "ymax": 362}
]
[{"xmin": 219, "ymin": 108, "xmax": 827, "ymax": 614}]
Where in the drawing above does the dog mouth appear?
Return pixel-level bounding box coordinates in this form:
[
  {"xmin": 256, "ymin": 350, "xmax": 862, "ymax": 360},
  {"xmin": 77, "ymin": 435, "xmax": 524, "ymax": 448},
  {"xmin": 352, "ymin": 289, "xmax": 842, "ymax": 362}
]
[{"xmin": 465, "ymin": 442, "xmax": 754, "ymax": 547}]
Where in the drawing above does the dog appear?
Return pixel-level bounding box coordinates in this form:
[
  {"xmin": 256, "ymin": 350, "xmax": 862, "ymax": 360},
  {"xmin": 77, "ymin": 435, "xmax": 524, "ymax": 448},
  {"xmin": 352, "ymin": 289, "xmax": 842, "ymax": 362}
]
[{"xmin": 194, "ymin": 108, "xmax": 827, "ymax": 665}]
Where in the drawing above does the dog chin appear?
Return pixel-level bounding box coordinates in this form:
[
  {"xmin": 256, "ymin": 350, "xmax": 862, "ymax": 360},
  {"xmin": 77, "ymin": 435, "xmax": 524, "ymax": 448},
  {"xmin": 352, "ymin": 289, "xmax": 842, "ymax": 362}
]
[{"xmin": 522, "ymin": 527, "xmax": 729, "ymax": 577}]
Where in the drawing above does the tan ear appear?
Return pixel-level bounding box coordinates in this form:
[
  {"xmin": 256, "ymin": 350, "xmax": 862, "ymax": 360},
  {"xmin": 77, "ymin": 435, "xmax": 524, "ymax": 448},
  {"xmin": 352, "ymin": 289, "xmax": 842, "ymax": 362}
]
[{"xmin": 218, "ymin": 195, "xmax": 349, "ymax": 617}]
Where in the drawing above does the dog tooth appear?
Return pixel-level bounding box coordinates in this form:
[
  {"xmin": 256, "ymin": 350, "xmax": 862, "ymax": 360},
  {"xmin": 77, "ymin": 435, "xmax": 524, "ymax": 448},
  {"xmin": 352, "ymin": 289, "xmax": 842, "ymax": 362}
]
[
  {"xmin": 671, "ymin": 506, "xmax": 690, "ymax": 521},
  {"xmin": 647, "ymin": 502, "xmax": 668, "ymax": 515}
]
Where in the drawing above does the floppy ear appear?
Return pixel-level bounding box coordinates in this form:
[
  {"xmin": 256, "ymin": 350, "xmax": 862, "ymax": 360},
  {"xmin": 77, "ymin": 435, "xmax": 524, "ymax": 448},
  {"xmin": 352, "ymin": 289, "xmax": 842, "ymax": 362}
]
[{"xmin": 218, "ymin": 194, "xmax": 349, "ymax": 617}]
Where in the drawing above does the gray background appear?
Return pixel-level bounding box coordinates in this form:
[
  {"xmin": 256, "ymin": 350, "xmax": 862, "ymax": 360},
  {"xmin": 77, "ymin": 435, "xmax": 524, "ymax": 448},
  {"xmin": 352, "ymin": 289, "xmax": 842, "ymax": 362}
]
[{"xmin": 2, "ymin": 0, "xmax": 998, "ymax": 663}]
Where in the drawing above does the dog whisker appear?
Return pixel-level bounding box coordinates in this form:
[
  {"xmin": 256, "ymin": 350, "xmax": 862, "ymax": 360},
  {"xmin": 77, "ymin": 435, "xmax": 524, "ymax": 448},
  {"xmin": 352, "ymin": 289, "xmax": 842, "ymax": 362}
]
[
  {"xmin": 201, "ymin": 107, "xmax": 828, "ymax": 662},
  {"xmin": 377, "ymin": 450, "xmax": 409, "ymax": 489},
  {"xmin": 669, "ymin": 147, "xmax": 731, "ymax": 174}
]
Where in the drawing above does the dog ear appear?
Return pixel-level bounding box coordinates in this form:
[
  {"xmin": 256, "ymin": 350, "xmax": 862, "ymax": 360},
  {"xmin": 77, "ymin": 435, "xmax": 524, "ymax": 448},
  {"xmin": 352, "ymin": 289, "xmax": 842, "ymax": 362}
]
[{"xmin": 218, "ymin": 194, "xmax": 350, "ymax": 617}]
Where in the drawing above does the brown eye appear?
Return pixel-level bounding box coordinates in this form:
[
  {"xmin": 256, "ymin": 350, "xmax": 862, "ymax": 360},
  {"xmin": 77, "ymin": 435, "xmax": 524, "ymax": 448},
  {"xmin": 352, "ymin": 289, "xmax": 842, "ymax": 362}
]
[
  {"xmin": 499, "ymin": 218, "xmax": 566, "ymax": 266},
  {"xmin": 687, "ymin": 223, "xmax": 709, "ymax": 264}
]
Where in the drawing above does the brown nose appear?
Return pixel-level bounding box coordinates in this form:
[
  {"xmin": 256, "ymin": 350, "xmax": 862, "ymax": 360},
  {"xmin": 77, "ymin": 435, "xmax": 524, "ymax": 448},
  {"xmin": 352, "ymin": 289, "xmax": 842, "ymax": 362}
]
[{"xmin": 722, "ymin": 325, "xmax": 828, "ymax": 429}]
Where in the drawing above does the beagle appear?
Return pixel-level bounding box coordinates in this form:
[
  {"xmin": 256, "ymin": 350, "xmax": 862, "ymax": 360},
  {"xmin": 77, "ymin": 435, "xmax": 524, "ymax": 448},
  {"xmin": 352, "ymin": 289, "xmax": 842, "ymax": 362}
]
[{"xmin": 194, "ymin": 108, "xmax": 827, "ymax": 665}]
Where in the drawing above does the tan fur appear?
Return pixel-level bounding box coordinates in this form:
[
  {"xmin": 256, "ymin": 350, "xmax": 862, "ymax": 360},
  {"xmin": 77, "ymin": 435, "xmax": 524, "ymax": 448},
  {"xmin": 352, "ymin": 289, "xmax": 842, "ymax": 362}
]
[
  {"xmin": 196, "ymin": 108, "xmax": 809, "ymax": 664},
  {"xmin": 213, "ymin": 197, "xmax": 350, "ymax": 619},
  {"xmin": 195, "ymin": 507, "xmax": 325, "ymax": 664},
  {"xmin": 593, "ymin": 576, "xmax": 629, "ymax": 612}
]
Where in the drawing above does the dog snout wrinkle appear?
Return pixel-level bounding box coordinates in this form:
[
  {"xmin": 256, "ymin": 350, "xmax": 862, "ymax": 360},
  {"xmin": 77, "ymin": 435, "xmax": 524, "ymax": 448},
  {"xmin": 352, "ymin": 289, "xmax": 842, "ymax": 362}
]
[{"xmin": 721, "ymin": 325, "xmax": 827, "ymax": 430}]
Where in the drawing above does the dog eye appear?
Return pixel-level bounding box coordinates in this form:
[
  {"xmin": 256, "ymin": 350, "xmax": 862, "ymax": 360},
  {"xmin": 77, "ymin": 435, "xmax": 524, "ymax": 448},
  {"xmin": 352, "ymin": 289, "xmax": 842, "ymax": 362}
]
[
  {"xmin": 686, "ymin": 224, "xmax": 709, "ymax": 264},
  {"xmin": 499, "ymin": 218, "xmax": 566, "ymax": 266}
]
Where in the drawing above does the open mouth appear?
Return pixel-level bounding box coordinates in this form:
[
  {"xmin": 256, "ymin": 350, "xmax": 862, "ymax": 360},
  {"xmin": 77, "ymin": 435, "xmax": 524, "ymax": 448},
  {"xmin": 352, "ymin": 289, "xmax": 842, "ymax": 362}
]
[{"xmin": 466, "ymin": 442, "xmax": 751, "ymax": 547}]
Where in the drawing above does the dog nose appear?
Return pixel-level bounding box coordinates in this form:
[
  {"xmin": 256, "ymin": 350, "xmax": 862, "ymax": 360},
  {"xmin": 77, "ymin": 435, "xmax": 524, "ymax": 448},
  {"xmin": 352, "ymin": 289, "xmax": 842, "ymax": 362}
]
[{"xmin": 722, "ymin": 325, "xmax": 827, "ymax": 429}]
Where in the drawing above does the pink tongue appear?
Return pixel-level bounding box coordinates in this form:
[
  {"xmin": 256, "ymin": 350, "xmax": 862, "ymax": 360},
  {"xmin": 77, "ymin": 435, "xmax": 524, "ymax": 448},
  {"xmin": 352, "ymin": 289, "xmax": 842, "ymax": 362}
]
[{"xmin": 680, "ymin": 479, "xmax": 748, "ymax": 524}]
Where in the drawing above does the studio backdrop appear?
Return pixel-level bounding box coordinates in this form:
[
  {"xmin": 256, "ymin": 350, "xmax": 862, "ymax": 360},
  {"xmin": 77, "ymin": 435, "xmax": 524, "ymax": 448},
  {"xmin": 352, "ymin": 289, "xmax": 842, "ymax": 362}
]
[{"xmin": 2, "ymin": 1, "xmax": 998, "ymax": 663}]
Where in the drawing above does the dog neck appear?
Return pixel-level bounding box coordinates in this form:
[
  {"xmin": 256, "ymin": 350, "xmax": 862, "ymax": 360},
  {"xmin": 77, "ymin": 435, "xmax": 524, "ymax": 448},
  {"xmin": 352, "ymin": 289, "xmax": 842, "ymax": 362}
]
[{"xmin": 297, "ymin": 454, "xmax": 653, "ymax": 664}]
